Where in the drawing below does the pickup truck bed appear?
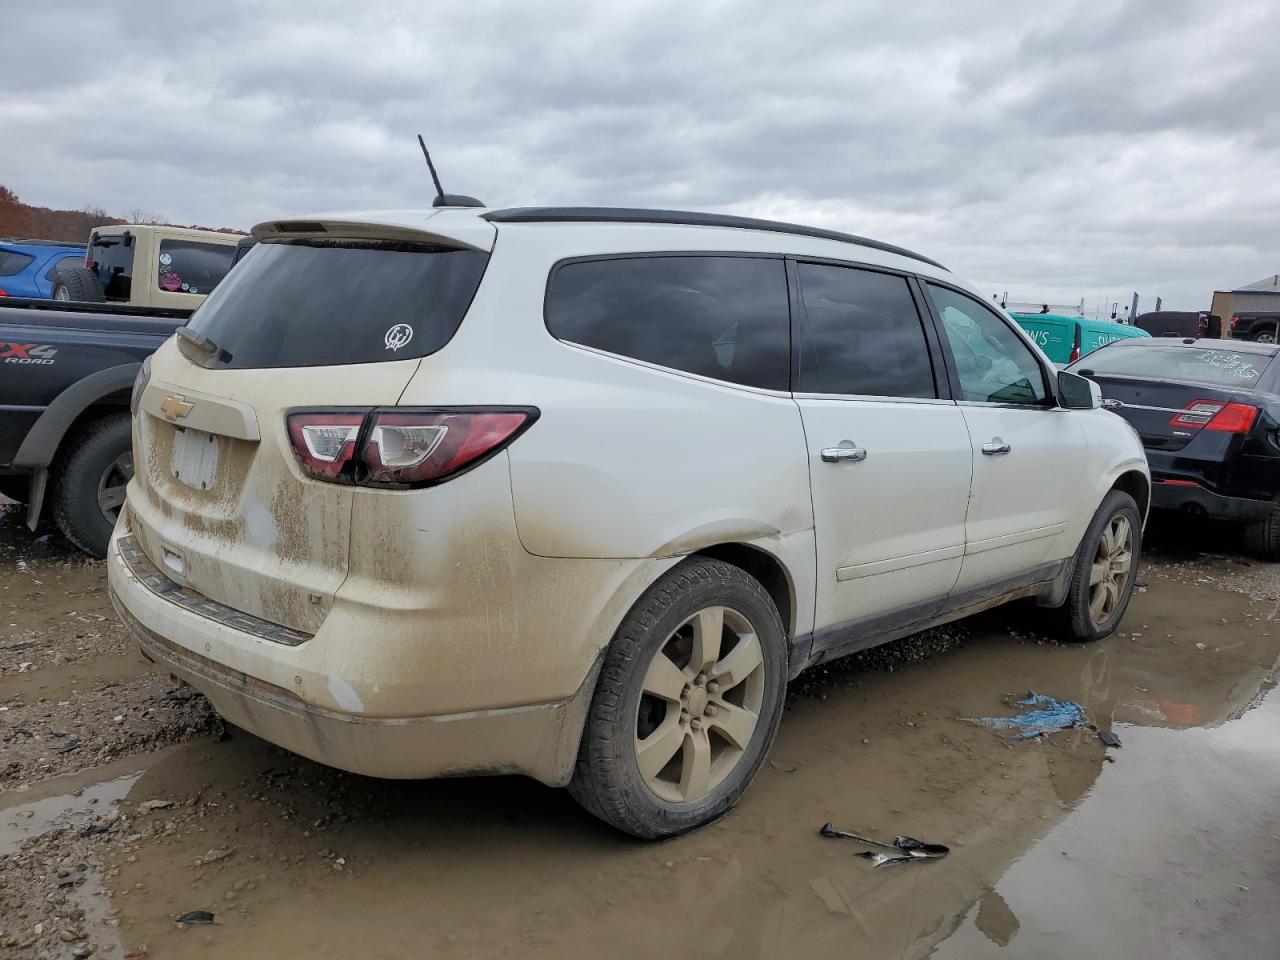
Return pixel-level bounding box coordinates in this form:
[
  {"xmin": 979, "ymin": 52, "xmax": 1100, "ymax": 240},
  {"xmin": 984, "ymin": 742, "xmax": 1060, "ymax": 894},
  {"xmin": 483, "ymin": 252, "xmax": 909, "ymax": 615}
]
[{"xmin": 1, "ymin": 297, "xmax": 187, "ymax": 554}]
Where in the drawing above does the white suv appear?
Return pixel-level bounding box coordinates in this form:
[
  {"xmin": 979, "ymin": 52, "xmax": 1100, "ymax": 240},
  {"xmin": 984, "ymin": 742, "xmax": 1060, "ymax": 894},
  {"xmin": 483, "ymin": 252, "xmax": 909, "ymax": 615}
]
[{"xmin": 107, "ymin": 205, "xmax": 1149, "ymax": 838}]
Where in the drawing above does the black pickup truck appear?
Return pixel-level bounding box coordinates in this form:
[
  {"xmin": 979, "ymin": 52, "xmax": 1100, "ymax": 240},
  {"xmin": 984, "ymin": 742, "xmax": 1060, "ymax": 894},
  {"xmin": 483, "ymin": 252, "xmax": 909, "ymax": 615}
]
[{"xmin": 0, "ymin": 298, "xmax": 187, "ymax": 555}]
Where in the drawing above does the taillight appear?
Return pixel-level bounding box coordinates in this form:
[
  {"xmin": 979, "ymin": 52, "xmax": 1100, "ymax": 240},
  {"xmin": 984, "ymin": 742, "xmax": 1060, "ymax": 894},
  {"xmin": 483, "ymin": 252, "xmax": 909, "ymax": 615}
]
[
  {"xmin": 0, "ymin": 289, "xmax": 8, "ymax": 297},
  {"xmin": 130, "ymin": 356, "xmax": 152, "ymax": 416},
  {"xmin": 286, "ymin": 412, "xmax": 365, "ymax": 481},
  {"xmin": 1168, "ymin": 400, "xmax": 1258, "ymax": 433},
  {"xmin": 1068, "ymin": 344, "xmax": 1081, "ymax": 364},
  {"xmin": 1197, "ymin": 316, "xmax": 1208, "ymax": 337},
  {"xmin": 1230, "ymin": 315, "xmax": 1239, "ymax": 330},
  {"xmin": 286, "ymin": 407, "xmax": 538, "ymax": 487}
]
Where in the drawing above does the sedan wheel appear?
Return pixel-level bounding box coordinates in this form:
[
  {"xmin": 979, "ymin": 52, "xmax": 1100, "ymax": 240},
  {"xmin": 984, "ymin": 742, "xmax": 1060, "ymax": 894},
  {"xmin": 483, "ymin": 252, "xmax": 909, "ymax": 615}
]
[{"xmin": 634, "ymin": 605, "xmax": 766, "ymax": 804}]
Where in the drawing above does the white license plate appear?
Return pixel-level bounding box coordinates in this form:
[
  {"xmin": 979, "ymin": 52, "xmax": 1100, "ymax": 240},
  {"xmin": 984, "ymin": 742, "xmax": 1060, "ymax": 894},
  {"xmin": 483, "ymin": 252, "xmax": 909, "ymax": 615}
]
[{"xmin": 171, "ymin": 427, "xmax": 221, "ymax": 491}]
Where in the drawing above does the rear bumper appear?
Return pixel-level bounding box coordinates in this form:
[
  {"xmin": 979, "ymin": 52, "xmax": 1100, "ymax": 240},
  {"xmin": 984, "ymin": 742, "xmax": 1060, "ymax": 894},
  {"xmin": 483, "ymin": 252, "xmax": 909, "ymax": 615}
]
[
  {"xmin": 1150, "ymin": 479, "xmax": 1273, "ymax": 522},
  {"xmin": 107, "ymin": 528, "xmax": 599, "ymax": 786}
]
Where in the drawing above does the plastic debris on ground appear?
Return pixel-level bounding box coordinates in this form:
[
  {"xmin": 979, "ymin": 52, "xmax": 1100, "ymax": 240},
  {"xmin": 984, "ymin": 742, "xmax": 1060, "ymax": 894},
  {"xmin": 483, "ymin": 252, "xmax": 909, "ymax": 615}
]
[
  {"xmin": 819, "ymin": 823, "xmax": 950, "ymax": 866},
  {"xmin": 972, "ymin": 691, "xmax": 1086, "ymax": 740},
  {"xmin": 1097, "ymin": 729, "xmax": 1122, "ymax": 748}
]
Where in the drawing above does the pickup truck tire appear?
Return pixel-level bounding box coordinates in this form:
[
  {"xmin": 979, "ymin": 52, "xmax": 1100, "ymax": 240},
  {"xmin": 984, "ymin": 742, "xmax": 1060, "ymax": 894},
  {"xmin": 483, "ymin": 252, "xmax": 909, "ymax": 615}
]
[
  {"xmin": 1054, "ymin": 490, "xmax": 1142, "ymax": 642},
  {"xmin": 51, "ymin": 264, "xmax": 105, "ymax": 304},
  {"xmin": 1243, "ymin": 500, "xmax": 1280, "ymax": 560},
  {"xmin": 51, "ymin": 413, "xmax": 133, "ymax": 556},
  {"xmin": 1251, "ymin": 325, "xmax": 1278, "ymax": 344},
  {"xmin": 568, "ymin": 557, "xmax": 787, "ymax": 839}
]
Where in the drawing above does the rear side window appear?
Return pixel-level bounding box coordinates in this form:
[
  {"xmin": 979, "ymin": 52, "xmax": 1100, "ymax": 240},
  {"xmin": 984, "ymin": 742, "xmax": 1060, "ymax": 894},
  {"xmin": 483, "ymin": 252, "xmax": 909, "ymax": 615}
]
[
  {"xmin": 182, "ymin": 240, "xmax": 489, "ymax": 369},
  {"xmin": 89, "ymin": 236, "xmax": 134, "ymax": 300},
  {"xmin": 0, "ymin": 251, "xmax": 34, "ymax": 277},
  {"xmin": 795, "ymin": 263, "xmax": 936, "ymax": 398},
  {"xmin": 545, "ymin": 255, "xmax": 790, "ymax": 391},
  {"xmin": 157, "ymin": 240, "xmax": 236, "ymax": 295}
]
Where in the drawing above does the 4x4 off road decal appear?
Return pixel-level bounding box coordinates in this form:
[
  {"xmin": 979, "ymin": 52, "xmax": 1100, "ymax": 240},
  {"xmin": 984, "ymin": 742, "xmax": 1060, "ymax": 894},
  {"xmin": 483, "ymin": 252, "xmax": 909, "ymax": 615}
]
[{"xmin": 1, "ymin": 343, "xmax": 57, "ymax": 365}]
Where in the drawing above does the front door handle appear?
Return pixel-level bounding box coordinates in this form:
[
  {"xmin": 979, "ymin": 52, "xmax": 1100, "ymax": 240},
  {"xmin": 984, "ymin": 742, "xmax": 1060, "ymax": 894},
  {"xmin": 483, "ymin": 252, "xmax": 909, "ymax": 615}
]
[
  {"xmin": 981, "ymin": 438, "xmax": 1011, "ymax": 456},
  {"xmin": 821, "ymin": 446, "xmax": 868, "ymax": 463}
]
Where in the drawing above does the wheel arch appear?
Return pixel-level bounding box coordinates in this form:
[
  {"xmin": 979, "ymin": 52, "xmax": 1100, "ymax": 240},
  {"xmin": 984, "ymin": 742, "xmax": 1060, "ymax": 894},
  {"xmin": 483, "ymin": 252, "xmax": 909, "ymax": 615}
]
[
  {"xmin": 1110, "ymin": 468, "xmax": 1150, "ymax": 522},
  {"xmin": 692, "ymin": 541, "xmax": 797, "ymax": 642},
  {"xmin": 13, "ymin": 363, "xmax": 138, "ymax": 529}
]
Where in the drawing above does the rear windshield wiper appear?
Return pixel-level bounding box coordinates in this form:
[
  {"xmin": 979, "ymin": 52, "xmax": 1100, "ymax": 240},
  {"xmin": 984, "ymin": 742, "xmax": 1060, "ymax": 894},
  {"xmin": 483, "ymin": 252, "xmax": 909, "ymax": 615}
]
[{"xmin": 175, "ymin": 325, "xmax": 232, "ymax": 364}]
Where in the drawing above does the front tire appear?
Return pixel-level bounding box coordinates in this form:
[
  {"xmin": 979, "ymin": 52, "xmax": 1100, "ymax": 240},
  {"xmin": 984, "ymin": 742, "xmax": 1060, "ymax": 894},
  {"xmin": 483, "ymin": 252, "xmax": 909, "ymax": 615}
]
[
  {"xmin": 51, "ymin": 413, "xmax": 133, "ymax": 557},
  {"xmin": 569, "ymin": 557, "xmax": 787, "ymax": 839},
  {"xmin": 1054, "ymin": 490, "xmax": 1141, "ymax": 642}
]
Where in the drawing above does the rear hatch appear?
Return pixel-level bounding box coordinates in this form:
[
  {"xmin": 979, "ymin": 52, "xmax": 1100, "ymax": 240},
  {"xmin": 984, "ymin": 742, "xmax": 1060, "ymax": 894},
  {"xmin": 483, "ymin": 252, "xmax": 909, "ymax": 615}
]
[
  {"xmin": 128, "ymin": 214, "xmax": 493, "ymax": 633},
  {"xmin": 1074, "ymin": 343, "xmax": 1273, "ymax": 453}
]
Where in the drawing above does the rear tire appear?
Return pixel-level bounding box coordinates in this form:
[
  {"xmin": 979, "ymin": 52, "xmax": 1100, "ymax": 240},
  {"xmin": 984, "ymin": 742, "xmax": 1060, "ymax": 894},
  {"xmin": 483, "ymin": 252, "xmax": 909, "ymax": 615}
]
[
  {"xmin": 51, "ymin": 413, "xmax": 133, "ymax": 557},
  {"xmin": 51, "ymin": 263, "xmax": 105, "ymax": 303},
  {"xmin": 1053, "ymin": 490, "xmax": 1142, "ymax": 642},
  {"xmin": 568, "ymin": 557, "xmax": 787, "ymax": 839},
  {"xmin": 1250, "ymin": 325, "xmax": 1277, "ymax": 344},
  {"xmin": 1244, "ymin": 500, "xmax": 1280, "ymax": 560}
]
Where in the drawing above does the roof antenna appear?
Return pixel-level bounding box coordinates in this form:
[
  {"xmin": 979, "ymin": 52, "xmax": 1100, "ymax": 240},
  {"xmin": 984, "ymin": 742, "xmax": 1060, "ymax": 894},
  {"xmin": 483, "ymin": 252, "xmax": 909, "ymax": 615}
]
[{"xmin": 417, "ymin": 134, "xmax": 484, "ymax": 208}]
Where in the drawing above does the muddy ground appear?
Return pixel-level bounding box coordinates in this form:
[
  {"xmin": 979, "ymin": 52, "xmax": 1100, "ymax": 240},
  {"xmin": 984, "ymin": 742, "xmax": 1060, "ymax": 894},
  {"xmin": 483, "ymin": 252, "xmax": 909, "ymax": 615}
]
[{"xmin": 1, "ymin": 498, "xmax": 1278, "ymax": 960}]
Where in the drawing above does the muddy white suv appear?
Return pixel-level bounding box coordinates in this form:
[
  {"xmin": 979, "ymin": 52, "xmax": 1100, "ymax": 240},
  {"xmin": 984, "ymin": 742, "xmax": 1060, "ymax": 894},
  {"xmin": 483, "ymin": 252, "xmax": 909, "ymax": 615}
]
[{"xmin": 107, "ymin": 205, "xmax": 1149, "ymax": 838}]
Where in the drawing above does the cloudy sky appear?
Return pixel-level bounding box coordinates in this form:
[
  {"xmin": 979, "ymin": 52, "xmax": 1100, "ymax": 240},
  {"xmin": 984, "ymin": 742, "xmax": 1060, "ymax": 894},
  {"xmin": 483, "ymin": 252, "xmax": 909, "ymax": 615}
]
[{"xmin": 5, "ymin": 0, "xmax": 1277, "ymax": 312}]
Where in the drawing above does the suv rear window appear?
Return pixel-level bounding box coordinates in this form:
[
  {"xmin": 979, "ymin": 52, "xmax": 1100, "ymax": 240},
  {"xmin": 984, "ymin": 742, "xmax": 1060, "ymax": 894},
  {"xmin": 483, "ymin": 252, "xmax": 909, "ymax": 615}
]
[
  {"xmin": 0, "ymin": 251, "xmax": 34, "ymax": 276},
  {"xmin": 89, "ymin": 235, "xmax": 134, "ymax": 300},
  {"xmin": 181, "ymin": 240, "xmax": 489, "ymax": 369},
  {"xmin": 545, "ymin": 255, "xmax": 790, "ymax": 391},
  {"xmin": 157, "ymin": 240, "xmax": 236, "ymax": 295}
]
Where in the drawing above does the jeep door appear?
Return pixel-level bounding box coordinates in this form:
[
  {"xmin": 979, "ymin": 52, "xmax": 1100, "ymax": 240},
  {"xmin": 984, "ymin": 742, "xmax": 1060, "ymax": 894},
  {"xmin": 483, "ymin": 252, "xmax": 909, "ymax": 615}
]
[{"xmin": 792, "ymin": 261, "xmax": 972, "ymax": 650}]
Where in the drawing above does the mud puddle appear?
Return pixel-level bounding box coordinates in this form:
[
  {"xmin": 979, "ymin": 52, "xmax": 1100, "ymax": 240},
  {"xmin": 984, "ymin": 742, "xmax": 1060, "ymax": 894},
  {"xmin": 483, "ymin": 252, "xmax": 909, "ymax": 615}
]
[{"xmin": 0, "ymin": 546, "xmax": 1268, "ymax": 960}]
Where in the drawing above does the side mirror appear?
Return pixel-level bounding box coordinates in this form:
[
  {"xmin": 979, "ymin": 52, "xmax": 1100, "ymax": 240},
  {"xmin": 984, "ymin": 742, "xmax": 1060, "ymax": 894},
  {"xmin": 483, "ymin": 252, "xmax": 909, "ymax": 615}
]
[{"xmin": 1058, "ymin": 370, "xmax": 1099, "ymax": 409}]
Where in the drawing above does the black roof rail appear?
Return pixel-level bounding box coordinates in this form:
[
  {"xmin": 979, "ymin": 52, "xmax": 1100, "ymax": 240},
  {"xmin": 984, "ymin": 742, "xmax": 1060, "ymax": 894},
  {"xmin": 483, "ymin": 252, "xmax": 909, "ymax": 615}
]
[{"xmin": 481, "ymin": 207, "xmax": 947, "ymax": 271}]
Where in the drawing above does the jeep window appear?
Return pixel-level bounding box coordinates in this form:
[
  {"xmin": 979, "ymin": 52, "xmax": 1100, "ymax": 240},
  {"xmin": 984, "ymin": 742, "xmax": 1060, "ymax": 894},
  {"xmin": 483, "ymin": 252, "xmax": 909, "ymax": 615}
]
[
  {"xmin": 795, "ymin": 263, "xmax": 937, "ymax": 398},
  {"xmin": 157, "ymin": 240, "xmax": 237, "ymax": 295},
  {"xmin": 929, "ymin": 284, "xmax": 1048, "ymax": 404},
  {"xmin": 0, "ymin": 251, "xmax": 34, "ymax": 276},
  {"xmin": 180, "ymin": 240, "xmax": 489, "ymax": 369},
  {"xmin": 89, "ymin": 236, "xmax": 134, "ymax": 301},
  {"xmin": 546, "ymin": 255, "xmax": 790, "ymax": 391}
]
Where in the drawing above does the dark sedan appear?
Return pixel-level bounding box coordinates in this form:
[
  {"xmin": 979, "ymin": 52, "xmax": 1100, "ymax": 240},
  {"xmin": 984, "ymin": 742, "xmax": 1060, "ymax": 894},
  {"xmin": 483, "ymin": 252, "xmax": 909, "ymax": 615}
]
[{"xmin": 1070, "ymin": 337, "xmax": 1280, "ymax": 557}]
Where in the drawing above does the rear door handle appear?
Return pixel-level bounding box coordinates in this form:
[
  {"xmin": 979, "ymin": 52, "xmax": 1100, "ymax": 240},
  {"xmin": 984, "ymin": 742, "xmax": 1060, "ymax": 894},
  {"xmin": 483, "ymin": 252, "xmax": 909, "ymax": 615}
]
[
  {"xmin": 981, "ymin": 438, "xmax": 1011, "ymax": 456},
  {"xmin": 821, "ymin": 446, "xmax": 868, "ymax": 463}
]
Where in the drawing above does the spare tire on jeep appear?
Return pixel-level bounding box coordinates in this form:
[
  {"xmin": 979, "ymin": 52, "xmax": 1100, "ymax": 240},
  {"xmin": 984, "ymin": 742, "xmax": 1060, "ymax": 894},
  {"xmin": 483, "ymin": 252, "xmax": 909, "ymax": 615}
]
[{"xmin": 52, "ymin": 263, "xmax": 105, "ymax": 303}]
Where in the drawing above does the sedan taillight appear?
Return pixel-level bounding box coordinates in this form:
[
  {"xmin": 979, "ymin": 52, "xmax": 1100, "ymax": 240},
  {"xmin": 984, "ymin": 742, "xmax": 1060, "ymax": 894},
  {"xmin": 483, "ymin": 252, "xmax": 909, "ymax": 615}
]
[
  {"xmin": 286, "ymin": 408, "xmax": 538, "ymax": 487},
  {"xmin": 1168, "ymin": 400, "xmax": 1259, "ymax": 433}
]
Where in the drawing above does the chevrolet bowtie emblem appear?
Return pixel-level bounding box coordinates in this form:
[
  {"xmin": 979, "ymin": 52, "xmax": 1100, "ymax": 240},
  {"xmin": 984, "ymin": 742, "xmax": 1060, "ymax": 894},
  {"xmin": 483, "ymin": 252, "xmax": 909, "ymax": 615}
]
[{"xmin": 160, "ymin": 395, "xmax": 194, "ymax": 421}]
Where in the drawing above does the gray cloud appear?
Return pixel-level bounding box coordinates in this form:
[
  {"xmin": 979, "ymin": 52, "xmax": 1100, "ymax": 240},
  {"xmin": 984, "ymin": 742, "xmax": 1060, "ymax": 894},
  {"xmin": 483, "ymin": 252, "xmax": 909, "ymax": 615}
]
[{"xmin": 3, "ymin": 0, "xmax": 1276, "ymax": 310}]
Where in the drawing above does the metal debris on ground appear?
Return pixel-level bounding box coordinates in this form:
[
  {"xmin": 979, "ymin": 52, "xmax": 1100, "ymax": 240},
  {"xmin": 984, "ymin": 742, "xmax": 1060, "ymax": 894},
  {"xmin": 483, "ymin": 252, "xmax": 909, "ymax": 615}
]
[
  {"xmin": 972, "ymin": 692, "xmax": 1086, "ymax": 740},
  {"xmin": 174, "ymin": 911, "xmax": 216, "ymax": 925},
  {"xmin": 1097, "ymin": 730, "xmax": 1122, "ymax": 748},
  {"xmin": 819, "ymin": 823, "xmax": 950, "ymax": 865}
]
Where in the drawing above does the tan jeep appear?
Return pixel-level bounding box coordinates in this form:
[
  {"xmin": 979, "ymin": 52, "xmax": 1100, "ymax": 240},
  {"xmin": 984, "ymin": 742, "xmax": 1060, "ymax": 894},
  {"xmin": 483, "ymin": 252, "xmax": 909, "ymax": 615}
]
[{"xmin": 52, "ymin": 224, "xmax": 244, "ymax": 310}]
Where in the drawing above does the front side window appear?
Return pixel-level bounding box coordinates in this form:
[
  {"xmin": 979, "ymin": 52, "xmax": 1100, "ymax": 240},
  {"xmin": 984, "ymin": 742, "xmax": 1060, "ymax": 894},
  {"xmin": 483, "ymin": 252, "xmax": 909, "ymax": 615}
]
[
  {"xmin": 929, "ymin": 284, "xmax": 1048, "ymax": 404},
  {"xmin": 795, "ymin": 263, "xmax": 936, "ymax": 398},
  {"xmin": 545, "ymin": 255, "xmax": 790, "ymax": 391},
  {"xmin": 157, "ymin": 240, "xmax": 237, "ymax": 295}
]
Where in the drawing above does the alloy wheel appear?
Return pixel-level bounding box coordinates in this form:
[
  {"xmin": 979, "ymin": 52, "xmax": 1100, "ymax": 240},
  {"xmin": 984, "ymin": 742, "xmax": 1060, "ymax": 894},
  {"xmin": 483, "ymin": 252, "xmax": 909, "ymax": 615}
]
[
  {"xmin": 633, "ymin": 605, "xmax": 766, "ymax": 804},
  {"xmin": 97, "ymin": 451, "xmax": 134, "ymax": 525},
  {"xmin": 1088, "ymin": 514, "xmax": 1133, "ymax": 627}
]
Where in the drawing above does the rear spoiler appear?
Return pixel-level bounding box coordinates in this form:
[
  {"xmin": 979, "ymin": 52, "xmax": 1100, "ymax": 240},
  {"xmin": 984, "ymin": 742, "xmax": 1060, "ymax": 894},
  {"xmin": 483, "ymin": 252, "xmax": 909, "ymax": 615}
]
[{"xmin": 251, "ymin": 214, "xmax": 495, "ymax": 252}]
